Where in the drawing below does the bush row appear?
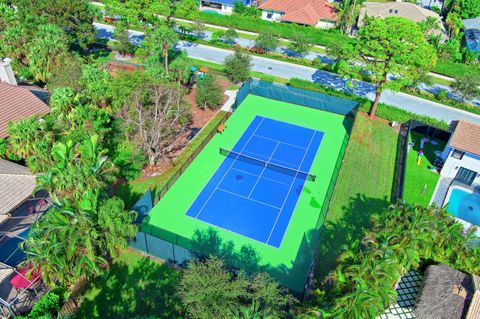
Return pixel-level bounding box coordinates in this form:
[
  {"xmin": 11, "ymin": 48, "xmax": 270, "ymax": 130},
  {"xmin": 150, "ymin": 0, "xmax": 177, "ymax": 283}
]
[
  {"xmin": 432, "ymin": 60, "xmax": 480, "ymax": 80},
  {"xmin": 189, "ymin": 12, "xmax": 352, "ymax": 49},
  {"xmin": 287, "ymin": 78, "xmax": 450, "ymax": 129}
]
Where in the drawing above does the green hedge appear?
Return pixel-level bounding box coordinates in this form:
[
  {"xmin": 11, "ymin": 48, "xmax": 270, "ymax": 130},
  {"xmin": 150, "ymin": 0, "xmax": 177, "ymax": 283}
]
[
  {"xmin": 287, "ymin": 78, "xmax": 449, "ymax": 129},
  {"xmin": 193, "ymin": 12, "xmax": 352, "ymax": 49},
  {"xmin": 433, "ymin": 60, "xmax": 480, "ymax": 80}
]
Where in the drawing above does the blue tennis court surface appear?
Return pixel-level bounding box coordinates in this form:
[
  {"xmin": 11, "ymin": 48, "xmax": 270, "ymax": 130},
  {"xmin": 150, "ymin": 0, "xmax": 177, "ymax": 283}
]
[{"xmin": 186, "ymin": 116, "xmax": 324, "ymax": 248}]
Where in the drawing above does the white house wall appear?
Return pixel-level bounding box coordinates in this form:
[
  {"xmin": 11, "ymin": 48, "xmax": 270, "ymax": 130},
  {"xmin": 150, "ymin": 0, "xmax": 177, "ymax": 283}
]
[
  {"xmin": 441, "ymin": 149, "xmax": 480, "ymax": 184},
  {"xmin": 316, "ymin": 20, "xmax": 336, "ymax": 29},
  {"xmin": 222, "ymin": 4, "xmax": 234, "ymax": 14},
  {"xmin": 261, "ymin": 10, "xmax": 283, "ymax": 22}
]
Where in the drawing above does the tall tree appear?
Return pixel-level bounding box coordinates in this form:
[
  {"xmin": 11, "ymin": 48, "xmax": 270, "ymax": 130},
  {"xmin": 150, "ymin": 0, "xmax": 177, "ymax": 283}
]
[
  {"xmin": 23, "ymin": 193, "xmax": 137, "ymax": 287},
  {"xmin": 287, "ymin": 32, "xmax": 312, "ymax": 56},
  {"xmin": 7, "ymin": 117, "xmax": 52, "ymax": 172},
  {"xmin": 223, "ymin": 47, "xmax": 252, "ymax": 83},
  {"xmin": 13, "ymin": 0, "xmax": 97, "ymax": 46},
  {"xmin": 459, "ymin": 0, "xmax": 480, "ymax": 18},
  {"xmin": 178, "ymin": 257, "xmax": 250, "ymax": 319},
  {"xmin": 418, "ymin": 16, "xmax": 441, "ymax": 36},
  {"xmin": 26, "ymin": 24, "xmax": 70, "ymax": 83},
  {"xmin": 220, "ymin": 28, "xmax": 238, "ymax": 44},
  {"xmin": 336, "ymin": 0, "xmax": 364, "ymax": 34},
  {"xmin": 255, "ymin": 30, "xmax": 279, "ymax": 52},
  {"xmin": 451, "ymin": 72, "xmax": 480, "ymax": 101},
  {"xmin": 178, "ymin": 257, "xmax": 295, "ymax": 319},
  {"xmin": 120, "ymin": 82, "xmax": 191, "ymax": 166},
  {"xmin": 37, "ymin": 135, "xmax": 117, "ymax": 202},
  {"xmin": 144, "ymin": 24, "xmax": 179, "ymax": 74},
  {"xmin": 196, "ymin": 74, "xmax": 223, "ymax": 109},
  {"xmin": 155, "ymin": 0, "xmax": 199, "ymax": 23},
  {"xmin": 337, "ymin": 17, "xmax": 437, "ymax": 117}
]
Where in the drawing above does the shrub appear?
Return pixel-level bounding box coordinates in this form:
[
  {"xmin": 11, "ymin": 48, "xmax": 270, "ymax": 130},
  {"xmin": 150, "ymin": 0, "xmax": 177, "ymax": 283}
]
[
  {"xmin": 436, "ymin": 89, "xmax": 448, "ymax": 101},
  {"xmin": 254, "ymin": 30, "xmax": 279, "ymax": 52},
  {"xmin": 223, "ymin": 47, "xmax": 252, "ymax": 83},
  {"xmin": 195, "ymin": 74, "xmax": 223, "ymax": 109},
  {"xmin": 17, "ymin": 291, "xmax": 62, "ymax": 319}
]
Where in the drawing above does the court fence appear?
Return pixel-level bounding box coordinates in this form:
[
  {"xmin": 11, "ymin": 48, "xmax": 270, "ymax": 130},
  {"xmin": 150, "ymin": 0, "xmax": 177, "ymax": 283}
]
[
  {"xmin": 129, "ymin": 79, "xmax": 360, "ymax": 298},
  {"xmin": 235, "ymin": 78, "xmax": 358, "ymax": 117}
]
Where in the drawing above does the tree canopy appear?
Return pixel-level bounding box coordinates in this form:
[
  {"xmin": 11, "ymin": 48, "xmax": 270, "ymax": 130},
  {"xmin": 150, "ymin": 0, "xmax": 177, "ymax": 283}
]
[
  {"xmin": 336, "ymin": 17, "xmax": 437, "ymax": 117},
  {"xmin": 13, "ymin": 0, "xmax": 97, "ymax": 46}
]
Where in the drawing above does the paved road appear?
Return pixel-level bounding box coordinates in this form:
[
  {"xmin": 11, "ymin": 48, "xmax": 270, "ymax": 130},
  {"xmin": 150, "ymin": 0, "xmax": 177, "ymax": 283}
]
[{"xmin": 94, "ymin": 22, "xmax": 480, "ymax": 124}]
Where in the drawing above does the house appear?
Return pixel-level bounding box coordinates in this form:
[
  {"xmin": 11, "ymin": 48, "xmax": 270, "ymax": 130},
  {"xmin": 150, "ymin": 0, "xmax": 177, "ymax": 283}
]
[
  {"xmin": 440, "ymin": 120, "xmax": 480, "ymax": 187},
  {"xmin": 199, "ymin": 0, "xmax": 254, "ymax": 15},
  {"xmin": 0, "ymin": 159, "xmax": 37, "ymax": 226},
  {"xmin": 462, "ymin": 17, "xmax": 480, "ymax": 55},
  {"xmin": 414, "ymin": 264, "xmax": 480, "ymax": 319},
  {"xmin": 0, "ymin": 159, "xmax": 49, "ymax": 318},
  {"xmin": 0, "ymin": 58, "xmax": 50, "ymax": 138},
  {"xmin": 259, "ymin": 0, "xmax": 337, "ymax": 29},
  {"xmin": 358, "ymin": 2, "xmax": 447, "ymax": 39}
]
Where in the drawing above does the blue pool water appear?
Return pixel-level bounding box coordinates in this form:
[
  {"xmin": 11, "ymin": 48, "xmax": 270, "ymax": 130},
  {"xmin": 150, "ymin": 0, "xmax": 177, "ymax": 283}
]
[
  {"xmin": 447, "ymin": 189, "xmax": 480, "ymax": 226},
  {"xmin": 202, "ymin": 10, "xmax": 223, "ymax": 15}
]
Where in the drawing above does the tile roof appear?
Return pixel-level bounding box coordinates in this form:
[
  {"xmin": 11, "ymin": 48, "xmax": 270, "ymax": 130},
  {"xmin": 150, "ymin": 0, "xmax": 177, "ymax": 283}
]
[
  {"xmin": 463, "ymin": 17, "xmax": 480, "ymax": 30},
  {"xmin": 0, "ymin": 82, "xmax": 50, "ymax": 138},
  {"xmin": 449, "ymin": 120, "xmax": 480, "ymax": 156},
  {"xmin": 359, "ymin": 2, "xmax": 442, "ymax": 24},
  {"xmin": 260, "ymin": 0, "xmax": 336, "ymax": 25},
  {"xmin": 0, "ymin": 159, "xmax": 36, "ymax": 215}
]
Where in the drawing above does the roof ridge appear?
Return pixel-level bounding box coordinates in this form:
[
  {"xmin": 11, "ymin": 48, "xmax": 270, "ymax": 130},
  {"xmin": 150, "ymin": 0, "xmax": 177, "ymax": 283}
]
[{"xmin": 0, "ymin": 172, "xmax": 36, "ymax": 178}]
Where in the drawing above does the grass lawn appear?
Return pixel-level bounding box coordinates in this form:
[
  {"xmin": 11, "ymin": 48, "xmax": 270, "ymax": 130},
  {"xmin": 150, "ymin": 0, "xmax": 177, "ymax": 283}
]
[
  {"xmin": 75, "ymin": 250, "xmax": 181, "ymax": 319},
  {"xmin": 403, "ymin": 131, "xmax": 446, "ymax": 207},
  {"xmin": 314, "ymin": 114, "xmax": 399, "ymax": 280}
]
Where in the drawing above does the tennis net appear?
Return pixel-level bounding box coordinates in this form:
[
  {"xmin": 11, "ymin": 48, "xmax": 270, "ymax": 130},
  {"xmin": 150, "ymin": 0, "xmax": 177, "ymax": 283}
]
[{"xmin": 219, "ymin": 147, "xmax": 316, "ymax": 181}]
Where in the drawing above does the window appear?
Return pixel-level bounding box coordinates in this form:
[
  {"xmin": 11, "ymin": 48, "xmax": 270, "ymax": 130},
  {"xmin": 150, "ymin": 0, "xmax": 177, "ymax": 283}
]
[
  {"xmin": 394, "ymin": 9, "xmax": 398, "ymax": 14},
  {"xmin": 451, "ymin": 149, "xmax": 464, "ymax": 160},
  {"xmin": 389, "ymin": 9, "xmax": 393, "ymax": 13},
  {"xmin": 267, "ymin": 12, "xmax": 273, "ymax": 19},
  {"xmin": 455, "ymin": 167, "xmax": 478, "ymax": 186}
]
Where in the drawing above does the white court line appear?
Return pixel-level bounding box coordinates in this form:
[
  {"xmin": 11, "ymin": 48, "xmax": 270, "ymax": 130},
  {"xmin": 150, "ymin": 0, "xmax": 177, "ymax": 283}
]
[
  {"xmin": 184, "ymin": 213, "xmax": 274, "ymax": 247},
  {"xmin": 253, "ymin": 133, "xmax": 308, "ymax": 150},
  {"xmin": 247, "ymin": 142, "xmax": 279, "ymax": 198},
  {"xmin": 230, "ymin": 168, "xmax": 292, "ymax": 187},
  {"xmin": 217, "ymin": 188, "xmax": 281, "ymax": 210},
  {"xmin": 194, "ymin": 117, "xmax": 265, "ymax": 219},
  {"xmin": 266, "ymin": 130, "xmax": 317, "ymax": 245}
]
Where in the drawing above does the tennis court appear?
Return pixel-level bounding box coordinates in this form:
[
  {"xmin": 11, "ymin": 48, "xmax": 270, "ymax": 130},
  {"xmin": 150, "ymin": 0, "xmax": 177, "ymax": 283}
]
[
  {"xmin": 138, "ymin": 90, "xmax": 355, "ymax": 293},
  {"xmin": 186, "ymin": 116, "xmax": 324, "ymax": 248}
]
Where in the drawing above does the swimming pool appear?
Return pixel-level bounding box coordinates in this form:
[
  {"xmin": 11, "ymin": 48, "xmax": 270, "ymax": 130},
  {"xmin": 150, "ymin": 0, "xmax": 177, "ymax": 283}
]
[{"xmin": 447, "ymin": 188, "xmax": 480, "ymax": 226}]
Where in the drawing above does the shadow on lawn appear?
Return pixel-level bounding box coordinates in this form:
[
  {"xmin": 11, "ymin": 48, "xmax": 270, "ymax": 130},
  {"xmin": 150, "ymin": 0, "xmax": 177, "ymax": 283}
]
[
  {"xmin": 74, "ymin": 256, "xmax": 182, "ymax": 319},
  {"xmin": 314, "ymin": 193, "xmax": 389, "ymax": 282}
]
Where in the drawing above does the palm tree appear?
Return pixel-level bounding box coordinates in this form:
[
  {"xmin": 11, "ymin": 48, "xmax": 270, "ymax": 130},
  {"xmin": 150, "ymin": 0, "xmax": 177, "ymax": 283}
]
[
  {"xmin": 7, "ymin": 117, "xmax": 53, "ymax": 171},
  {"xmin": 419, "ymin": 16, "xmax": 441, "ymax": 36},
  {"xmin": 147, "ymin": 24, "xmax": 179, "ymax": 74},
  {"xmin": 37, "ymin": 134, "xmax": 117, "ymax": 202},
  {"xmin": 23, "ymin": 193, "xmax": 137, "ymax": 288},
  {"xmin": 23, "ymin": 201, "xmax": 105, "ymax": 287},
  {"xmin": 49, "ymin": 87, "xmax": 77, "ymax": 122}
]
